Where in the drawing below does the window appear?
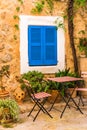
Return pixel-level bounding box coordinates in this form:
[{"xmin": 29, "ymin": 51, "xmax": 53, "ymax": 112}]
[
  {"xmin": 28, "ymin": 26, "xmax": 57, "ymax": 66},
  {"xmin": 20, "ymin": 15, "xmax": 65, "ymax": 74}
]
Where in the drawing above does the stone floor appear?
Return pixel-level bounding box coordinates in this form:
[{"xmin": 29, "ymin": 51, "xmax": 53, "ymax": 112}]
[{"xmin": 0, "ymin": 97, "xmax": 87, "ymax": 130}]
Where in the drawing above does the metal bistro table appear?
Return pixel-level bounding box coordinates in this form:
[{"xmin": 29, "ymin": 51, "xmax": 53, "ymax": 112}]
[{"xmin": 48, "ymin": 76, "xmax": 84, "ymax": 118}]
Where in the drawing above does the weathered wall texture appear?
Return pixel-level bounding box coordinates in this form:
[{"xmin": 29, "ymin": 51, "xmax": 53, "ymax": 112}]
[{"xmin": 0, "ymin": 0, "xmax": 87, "ymax": 92}]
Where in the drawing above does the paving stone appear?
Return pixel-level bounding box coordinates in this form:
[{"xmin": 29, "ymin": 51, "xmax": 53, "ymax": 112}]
[{"xmin": 0, "ymin": 98, "xmax": 87, "ymax": 130}]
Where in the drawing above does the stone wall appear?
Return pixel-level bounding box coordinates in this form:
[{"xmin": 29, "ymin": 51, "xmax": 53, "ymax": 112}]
[{"xmin": 0, "ymin": 0, "xmax": 87, "ymax": 94}]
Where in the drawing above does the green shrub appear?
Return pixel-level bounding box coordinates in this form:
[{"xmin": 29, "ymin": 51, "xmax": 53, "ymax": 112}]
[
  {"xmin": 20, "ymin": 71, "xmax": 50, "ymax": 92},
  {"xmin": 0, "ymin": 99, "xmax": 20, "ymax": 123},
  {"xmin": 48, "ymin": 68, "xmax": 79, "ymax": 95}
]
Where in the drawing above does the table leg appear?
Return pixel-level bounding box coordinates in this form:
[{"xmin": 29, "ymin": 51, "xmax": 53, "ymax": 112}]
[
  {"xmin": 49, "ymin": 92, "xmax": 59, "ymax": 111},
  {"xmin": 60, "ymin": 95, "xmax": 72, "ymax": 118},
  {"xmin": 49, "ymin": 90, "xmax": 70, "ymax": 112},
  {"xmin": 60, "ymin": 93, "xmax": 84, "ymax": 118}
]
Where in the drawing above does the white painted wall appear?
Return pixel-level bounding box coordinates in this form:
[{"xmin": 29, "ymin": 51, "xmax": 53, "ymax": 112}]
[{"xmin": 20, "ymin": 15, "xmax": 65, "ymax": 74}]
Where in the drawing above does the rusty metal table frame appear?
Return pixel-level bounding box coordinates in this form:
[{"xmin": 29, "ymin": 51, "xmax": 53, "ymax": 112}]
[{"xmin": 48, "ymin": 76, "xmax": 84, "ymax": 118}]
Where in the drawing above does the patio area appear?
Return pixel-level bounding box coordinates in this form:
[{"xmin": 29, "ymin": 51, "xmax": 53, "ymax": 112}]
[{"xmin": 0, "ymin": 97, "xmax": 87, "ymax": 130}]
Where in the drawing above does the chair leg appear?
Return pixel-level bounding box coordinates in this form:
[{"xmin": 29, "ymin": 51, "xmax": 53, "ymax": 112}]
[
  {"xmin": 33, "ymin": 101, "xmax": 53, "ymax": 121},
  {"xmin": 28, "ymin": 98, "xmax": 46, "ymax": 118},
  {"xmin": 70, "ymin": 96, "xmax": 84, "ymax": 114},
  {"xmin": 28, "ymin": 98, "xmax": 53, "ymax": 121},
  {"xmin": 78, "ymin": 93, "xmax": 84, "ymax": 106},
  {"xmin": 33, "ymin": 98, "xmax": 53, "ymax": 121},
  {"xmin": 28, "ymin": 101, "xmax": 38, "ymax": 117}
]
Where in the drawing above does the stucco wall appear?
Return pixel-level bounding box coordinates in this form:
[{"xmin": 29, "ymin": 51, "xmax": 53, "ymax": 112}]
[{"xmin": 0, "ymin": 0, "xmax": 87, "ymax": 90}]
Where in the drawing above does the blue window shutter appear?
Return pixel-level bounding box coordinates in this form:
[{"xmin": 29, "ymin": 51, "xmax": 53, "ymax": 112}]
[
  {"xmin": 28, "ymin": 26, "xmax": 57, "ymax": 66},
  {"xmin": 28, "ymin": 26, "xmax": 43, "ymax": 65},
  {"xmin": 44, "ymin": 26, "xmax": 57, "ymax": 65}
]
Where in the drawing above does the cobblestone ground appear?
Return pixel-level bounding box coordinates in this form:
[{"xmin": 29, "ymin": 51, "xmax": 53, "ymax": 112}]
[{"xmin": 0, "ymin": 98, "xmax": 87, "ymax": 130}]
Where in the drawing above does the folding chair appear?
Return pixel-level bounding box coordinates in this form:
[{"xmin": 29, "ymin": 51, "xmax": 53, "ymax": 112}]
[
  {"xmin": 76, "ymin": 72, "xmax": 87, "ymax": 106},
  {"xmin": 76, "ymin": 88, "xmax": 87, "ymax": 106},
  {"xmin": 23, "ymin": 79, "xmax": 53, "ymax": 121}
]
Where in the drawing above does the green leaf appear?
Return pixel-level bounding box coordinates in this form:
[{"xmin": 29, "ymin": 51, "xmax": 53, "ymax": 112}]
[
  {"xmin": 14, "ymin": 24, "xmax": 19, "ymax": 30},
  {"xmin": 16, "ymin": 7, "xmax": 20, "ymax": 12}
]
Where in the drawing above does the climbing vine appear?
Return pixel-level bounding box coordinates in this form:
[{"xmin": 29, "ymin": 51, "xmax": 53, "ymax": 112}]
[
  {"xmin": 46, "ymin": 0, "xmax": 54, "ymax": 15},
  {"xmin": 74, "ymin": 0, "xmax": 86, "ymax": 8},
  {"xmin": 31, "ymin": 0, "xmax": 54, "ymax": 14},
  {"xmin": 13, "ymin": 0, "xmax": 24, "ymax": 40},
  {"xmin": 31, "ymin": 0, "xmax": 45, "ymax": 14}
]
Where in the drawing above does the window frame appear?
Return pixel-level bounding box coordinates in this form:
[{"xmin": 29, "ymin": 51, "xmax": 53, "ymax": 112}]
[{"xmin": 20, "ymin": 15, "xmax": 65, "ymax": 74}]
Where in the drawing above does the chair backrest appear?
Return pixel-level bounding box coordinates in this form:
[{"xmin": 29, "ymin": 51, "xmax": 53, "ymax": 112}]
[{"xmin": 22, "ymin": 79, "xmax": 35, "ymax": 98}]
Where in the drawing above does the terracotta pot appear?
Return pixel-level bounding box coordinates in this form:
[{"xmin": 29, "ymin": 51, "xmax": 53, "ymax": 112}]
[
  {"xmin": 0, "ymin": 108, "xmax": 12, "ymax": 123},
  {"xmin": 0, "ymin": 118, "xmax": 13, "ymax": 124},
  {"xmin": 65, "ymin": 88, "xmax": 77, "ymax": 98},
  {"xmin": 13, "ymin": 87, "xmax": 25, "ymax": 103},
  {"xmin": 0, "ymin": 90, "xmax": 9, "ymax": 98},
  {"xmin": 48, "ymin": 90, "xmax": 62, "ymax": 103}
]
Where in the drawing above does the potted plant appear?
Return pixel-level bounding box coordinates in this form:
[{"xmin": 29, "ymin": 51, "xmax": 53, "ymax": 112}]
[
  {"xmin": 48, "ymin": 68, "xmax": 79, "ymax": 98},
  {"xmin": 19, "ymin": 70, "xmax": 50, "ymax": 93},
  {"xmin": 0, "ymin": 99, "xmax": 20, "ymax": 124},
  {"xmin": 16, "ymin": 71, "xmax": 50, "ymax": 102},
  {"xmin": 0, "ymin": 65, "xmax": 10, "ymax": 97},
  {"xmin": 78, "ymin": 38, "xmax": 87, "ymax": 57}
]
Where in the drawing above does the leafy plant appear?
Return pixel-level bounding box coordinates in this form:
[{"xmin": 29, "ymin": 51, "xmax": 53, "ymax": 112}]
[
  {"xmin": 18, "ymin": 0, "xmax": 23, "ymax": 5},
  {"xmin": 0, "ymin": 65, "xmax": 10, "ymax": 91},
  {"xmin": 55, "ymin": 68, "xmax": 78, "ymax": 77},
  {"xmin": 13, "ymin": 35, "xmax": 17, "ymax": 40},
  {"xmin": 78, "ymin": 38, "xmax": 87, "ymax": 57},
  {"xmin": 56, "ymin": 68, "xmax": 79, "ymax": 88},
  {"xmin": 48, "ymin": 68, "xmax": 79, "ymax": 95},
  {"xmin": 13, "ymin": 15, "xmax": 19, "ymax": 20},
  {"xmin": 0, "ymin": 99, "xmax": 20, "ymax": 123},
  {"xmin": 31, "ymin": 0, "xmax": 55, "ymax": 14},
  {"xmin": 46, "ymin": 0, "xmax": 54, "ymax": 14},
  {"xmin": 74, "ymin": 0, "xmax": 86, "ymax": 8},
  {"xmin": 78, "ymin": 30, "xmax": 86, "ymax": 35},
  {"xmin": 19, "ymin": 71, "xmax": 50, "ymax": 92},
  {"xmin": 16, "ymin": 7, "xmax": 20, "ymax": 12},
  {"xmin": 31, "ymin": 1, "xmax": 45, "ymax": 14},
  {"xmin": 55, "ymin": 18, "xmax": 65, "ymax": 30},
  {"xmin": 14, "ymin": 24, "xmax": 19, "ymax": 30}
]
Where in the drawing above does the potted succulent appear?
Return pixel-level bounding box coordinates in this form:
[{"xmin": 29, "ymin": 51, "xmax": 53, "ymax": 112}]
[
  {"xmin": 0, "ymin": 99, "xmax": 20, "ymax": 124},
  {"xmin": 0, "ymin": 65, "xmax": 10, "ymax": 97}
]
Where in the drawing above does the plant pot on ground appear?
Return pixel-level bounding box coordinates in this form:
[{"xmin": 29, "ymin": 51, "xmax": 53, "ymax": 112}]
[
  {"xmin": 0, "ymin": 99, "xmax": 20, "ymax": 124},
  {"xmin": 48, "ymin": 89, "xmax": 62, "ymax": 103},
  {"xmin": 47, "ymin": 79, "xmax": 62, "ymax": 103},
  {"xmin": 16, "ymin": 71, "xmax": 50, "ymax": 102},
  {"xmin": 18, "ymin": 70, "xmax": 50, "ymax": 93},
  {"xmin": 48, "ymin": 68, "xmax": 80, "ymax": 98},
  {"xmin": 0, "ymin": 65, "xmax": 10, "ymax": 98}
]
